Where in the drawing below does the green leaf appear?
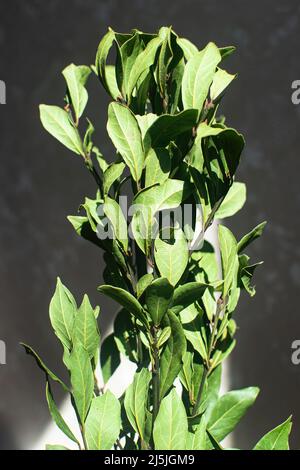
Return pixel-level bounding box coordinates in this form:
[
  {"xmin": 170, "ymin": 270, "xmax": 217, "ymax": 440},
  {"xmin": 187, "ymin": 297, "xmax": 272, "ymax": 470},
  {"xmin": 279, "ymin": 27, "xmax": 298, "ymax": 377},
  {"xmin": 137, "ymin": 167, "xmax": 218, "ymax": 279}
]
[
  {"xmin": 187, "ymin": 416, "xmax": 207, "ymax": 450},
  {"xmin": 117, "ymin": 33, "xmax": 143, "ymax": 98},
  {"xmin": 237, "ymin": 221, "xmax": 267, "ymax": 254},
  {"xmin": 62, "ymin": 64, "xmax": 91, "ymax": 122},
  {"xmin": 143, "ymin": 109, "xmax": 198, "ymax": 154},
  {"xmin": 107, "ymin": 102, "xmax": 144, "ymax": 182},
  {"xmin": 218, "ymin": 225, "xmax": 238, "ymax": 297},
  {"xmin": 156, "ymin": 27, "xmax": 173, "ymax": 96},
  {"xmin": 100, "ymin": 334, "xmax": 120, "ymax": 384},
  {"xmin": 210, "ymin": 68, "xmax": 236, "ymax": 102},
  {"xmin": 160, "ymin": 311, "xmax": 186, "ymax": 399},
  {"xmin": 145, "ymin": 148, "xmax": 171, "ymax": 188},
  {"xmin": 136, "ymin": 113, "xmax": 157, "ymax": 139},
  {"xmin": 187, "ymin": 121, "xmax": 229, "ymax": 171},
  {"xmin": 134, "ymin": 178, "xmax": 192, "ymax": 214},
  {"xmin": 49, "ymin": 277, "xmax": 77, "ymax": 351},
  {"xmin": 93, "ymin": 146, "xmax": 109, "ymax": 173},
  {"xmin": 154, "ymin": 228, "xmax": 189, "ymax": 286},
  {"xmin": 157, "ymin": 326, "xmax": 171, "ymax": 349},
  {"xmin": 98, "ymin": 285, "xmax": 148, "ymax": 326},
  {"xmin": 207, "ymin": 387, "xmax": 259, "ymax": 442},
  {"xmin": 127, "ymin": 37, "xmax": 162, "ymax": 100},
  {"xmin": 145, "ymin": 277, "xmax": 174, "ymax": 325},
  {"xmin": 67, "ymin": 215, "xmax": 103, "ymax": 249},
  {"xmin": 113, "ymin": 309, "xmax": 138, "ymax": 362},
  {"xmin": 132, "ymin": 179, "xmax": 192, "ymax": 256},
  {"xmin": 39, "ymin": 105, "xmax": 85, "ymax": 156},
  {"xmin": 253, "ymin": 417, "xmax": 292, "ymax": 450},
  {"xmin": 182, "ymin": 42, "xmax": 221, "ymax": 113},
  {"xmin": 69, "ymin": 342, "xmax": 94, "ymax": 424},
  {"xmin": 104, "ymin": 65, "xmax": 120, "ymax": 100},
  {"xmin": 190, "ymin": 243, "xmax": 218, "ymax": 321},
  {"xmin": 239, "ymin": 255, "xmax": 263, "ymax": 297},
  {"xmin": 83, "ymin": 118, "xmax": 95, "ymax": 154},
  {"xmin": 103, "ymin": 196, "xmax": 128, "ymax": 252},
  {"xmin": 153, "ymin": 389, "xmax": 188, "ymax": 450},
  {"xmin": 73, "ymin": 294, "xmax": 100, "ymax": 360},
  {"xmin": 215, "ymin": 182, "xmax": 246, "ymax": 219},
  {"xmin": 95, "ymin": 29, "xmax": 118, "ymax": 98},
  {"xmin": 169, "ymin": 57, "xmax": 185, "ymax": 114},
  {"xmin": 21, "ymin": 343, "xmax": 68, "ymax": 392},
  {"xmin": 46, "ymin": 381, "xmax": 79, "ymax": 444},
  {"xmin": 177, "ymin": 37, "xmax": 198, "ymax": 60},
  {"xmin": 179, "ymin": 304, "xmax": 207, "ymax": 361},
  {"xmin": 46, "ymin": 444, "xmax": 69, "ymax": 450},
  {"xmin": 179, "ymin": 350, "xmax": 194, "ymax": 396},
  {"xmin": 85, "ymin": 391, "xmax": 121, "ymax": 450},
  {"xmin": 124, "ymin": 368, "xmax": 151, "ymax": 442},
  {"xmin": 171, "ymin": 282, "xmax": 208, "ymax": 315},
  {"xmin": 103, "ymin": 162, "xmax": 125, "ymax": 196},
  {"xmin": 136, "ymin": 273, "xmax": 153, "ymax": 299},
  {"xmin": 219, "ymin": 45, "xmax": 236, "ymax": 60}
]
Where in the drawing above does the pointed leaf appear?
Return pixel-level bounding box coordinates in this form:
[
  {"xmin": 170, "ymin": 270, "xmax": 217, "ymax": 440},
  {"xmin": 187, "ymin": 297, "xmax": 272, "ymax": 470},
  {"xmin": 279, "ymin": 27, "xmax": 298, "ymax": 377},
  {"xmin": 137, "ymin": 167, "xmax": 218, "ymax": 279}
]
[
  {"xmin": 46, "ymin": 381, "xmax": 79, "ymax": 444},
  {"xmin": 207, "ymin": 387, "xmax": 259, "ymax": 442},
  {"xmin": 154, "ymin": 228, "xmax": 189, "ymax": 286},
  {"xmin": 85, "ymin": 391, "xmax": 121, "ymax": 450},
  {"xmin": 107, "ymin": 102, "xmax": 144, "ymax": 182},
  {"xmin": 21, "ymin": 343, "xmax": 68, "ymax": 392},
  {"xmin": 143, "ymin": 109, "xmax": 198, "ymax": 154},
  {"xmin": 237, "ymin": 221, "xmax": 267, "ymax": 254},
  {"xmin": 98, "ymin": 285, "xmax": 148, "ymax": 326},
  {"xmin": 103, "ymin": 162, "xmax": 125, "ymax": 196},
  {"xmin": 145, "ymin": 148, "xmax": 171, "ymax": 188},
  {"xmin": 95, "ymin": 29, "xmax": 118, "ymax": 98},
  {"xmin": 182, "ymin": 42, "xmax": 221, "ymax": 113},
  {"xmin": 124, "ymin": 368, "xmax": 151, "ymax": 442},
  {"xmin": 39, "ymin": 105, "xmax": 84, "ymax": 156},
  {"xmin": 153, "ymin": 389, "xmax": 188, "ymax": 450},
  {"xmin": 136, "ymin": 273, "xmax": 153, "ymax": 299},
  {"xmin": 177, "ymin": 38, "xmax": 198, "ymax": 60},
  {"xmin": 160, "ymin": 311, "xmax": 186, "ymax": 399},
  {"xmin": 49, "ymin": 278, "xmax": 77, "ymax": 351},
  {"xmin": 127, "ymin": 37, "xmax": 162, "ymax": 100},
  {"xmin": 62, "ymin": 64, "xmax": 91, "ymax": 121},
  {"xmin": 215, "ymin": 182, "xmax": 246, "ymax": 219},
  {"xmin": 253, "ymin": 417, "xmax": 292, "ymax": 450},
  {"xmin": 103, "ymin": 196, "xmax": 128, "ymax": 252},
  {"xmin": 210, "ymin": 68, "xmax": 236, "ymax": 102},
  {"xmin": 69, "ymin": 342, "xmax": 94, "ymax": 423},
  {"xmin": 218, "ymin": 225, "xmax": 238, "ymax": 297},
  {"xmin": 171, "ymin": 282, "xmax": 208, "ymax": 315},
  {"xmin": 145, "ymin": 278, "xmax": 174, "ymax": 325},
  {"xmin": 73, "ymin": 294, "xmax": 100, "ymax": 360}
]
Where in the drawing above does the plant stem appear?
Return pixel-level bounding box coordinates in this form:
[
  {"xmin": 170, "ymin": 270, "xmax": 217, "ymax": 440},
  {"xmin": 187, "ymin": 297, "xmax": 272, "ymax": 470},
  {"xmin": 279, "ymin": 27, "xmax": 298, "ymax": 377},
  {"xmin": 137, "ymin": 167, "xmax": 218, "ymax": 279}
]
[
  {"xmin": 151, "ymin": 328, "xmax": 160, "ymax": 423},
  {"xmin": 80, "ymin": 424, "xmax": 88, "ymax": 450},
  {"xmin": 192, "ymin": 366, "xmax": 209, "ymax": 416}
]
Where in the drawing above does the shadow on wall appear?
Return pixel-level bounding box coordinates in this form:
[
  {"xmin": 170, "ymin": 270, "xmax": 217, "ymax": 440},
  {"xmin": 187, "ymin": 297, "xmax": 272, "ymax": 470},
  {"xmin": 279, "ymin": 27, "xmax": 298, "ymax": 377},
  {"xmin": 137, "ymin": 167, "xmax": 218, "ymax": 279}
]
[{"xmin": 0, "ymin": 0, "xmax": 300, "ymax": 449}]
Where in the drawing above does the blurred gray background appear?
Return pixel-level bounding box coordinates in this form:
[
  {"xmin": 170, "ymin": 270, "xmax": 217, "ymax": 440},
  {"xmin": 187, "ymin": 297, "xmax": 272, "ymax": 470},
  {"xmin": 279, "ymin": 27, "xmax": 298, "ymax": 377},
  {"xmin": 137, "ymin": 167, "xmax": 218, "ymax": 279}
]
[{"xmin": 0, "ymin": 0, "xmax": 300, "ymax": 450}]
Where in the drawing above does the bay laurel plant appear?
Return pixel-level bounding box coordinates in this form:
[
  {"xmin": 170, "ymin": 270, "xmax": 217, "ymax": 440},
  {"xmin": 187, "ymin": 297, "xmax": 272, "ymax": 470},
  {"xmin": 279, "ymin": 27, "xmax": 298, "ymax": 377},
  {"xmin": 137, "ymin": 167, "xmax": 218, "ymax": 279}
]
[{"xmin": 23, "ymin": 27, "xmax": 292, "ymax": 451}]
